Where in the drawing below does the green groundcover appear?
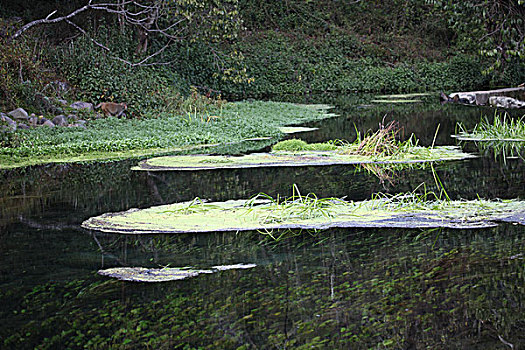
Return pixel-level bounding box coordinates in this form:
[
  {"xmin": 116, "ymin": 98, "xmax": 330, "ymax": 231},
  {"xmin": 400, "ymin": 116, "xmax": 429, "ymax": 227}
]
[
  {"xmin": 132, "ymin": 146, "xmax": 474, "ymax": 171},
  {"xmin": 82, "ymin": 197, "xmax": 525, "ymax": 234}
]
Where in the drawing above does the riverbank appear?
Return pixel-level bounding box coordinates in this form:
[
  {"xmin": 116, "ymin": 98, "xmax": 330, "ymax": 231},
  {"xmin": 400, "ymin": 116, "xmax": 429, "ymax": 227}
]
[{"xmin": 0, "ymin": 101, "xmax": 335, "ymax": 169}]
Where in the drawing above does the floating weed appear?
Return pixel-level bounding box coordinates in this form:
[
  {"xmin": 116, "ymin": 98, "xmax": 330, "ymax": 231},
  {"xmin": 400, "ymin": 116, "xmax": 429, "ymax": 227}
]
[
  {"xmin": 329, "ymin": 121, "xmax": 429, "ymax": 159},
  {"xmin": 247, "ymin": 184, "xmax": 347, "ymax": 224},
  {"xmin": 272, "ymin": 121, "xmax": 441, "ymax": 163},
  {"xmin": 83, "ymin": 186, "xmax": 524, "ymax": 235}
]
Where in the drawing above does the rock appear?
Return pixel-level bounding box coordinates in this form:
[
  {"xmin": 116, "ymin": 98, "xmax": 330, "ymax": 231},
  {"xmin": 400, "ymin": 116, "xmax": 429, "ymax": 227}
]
[
  {"xmin": 8, "ymin": 108, "xmax": 29, "ymax": 120},
  {"xmin": 489, "ymin": 96, "xmax": 525, "ymax": 109},
  {"xmin": 28, "ymin": 116, "xmax": 39, "ymax": 127},
  {"xmin": 69, "ymin": 123, "xmax": 86, "ymax": 129},
  {"xmin": 450, "ymin": 93, "xmax": 476, "ymax": 105},
  {"xmin": 44, "ymin": 80, "xmax": 70, "ymax": 95},
  {"xmin": 1, "ymin": 113, "xmax": 17, "ymax": 130},
  {"xmin": 76, "ymin": 119, "xmax": 87, "ymax": 125},
  {"xmin": 439, "ymin": 92, "xmax": 450, "ymax": 102},
  {"xmin": 42, "ymin": 120, "xmax": 55, "ymax": 127},
  {"xmin": 17, "ymin": 123, "xmax": 29, "ymax": 129},
  {"xmin": 37, "ymin": 117, "xmax": 47, "ymax": 125},
  {"xmin": 57, "ymin": 99, "xmax": 68, "ymax": 106},
  {"xmin": 67, "ymin": 114, "xmax": 78, "ymax": 121},
  {"xmin": 52, "ymin": 115, "xmax": 68, "ymax": 126},
  {"xmin": 69, "ymin": 101, "xmax": 94, "ymax": 111}
]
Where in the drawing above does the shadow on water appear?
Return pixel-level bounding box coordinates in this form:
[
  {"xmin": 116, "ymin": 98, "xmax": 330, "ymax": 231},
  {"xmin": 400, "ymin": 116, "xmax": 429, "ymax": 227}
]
[{"xmin": 0, "ymin": 93, "xmax": 524, "ymax": 348}]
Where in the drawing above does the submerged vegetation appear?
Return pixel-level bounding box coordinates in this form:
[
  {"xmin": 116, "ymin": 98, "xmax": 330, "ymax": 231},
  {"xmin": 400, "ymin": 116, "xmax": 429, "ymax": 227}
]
[{"xmin": 3, "ymin": 225, "xmax": 525, "ymax": 349}]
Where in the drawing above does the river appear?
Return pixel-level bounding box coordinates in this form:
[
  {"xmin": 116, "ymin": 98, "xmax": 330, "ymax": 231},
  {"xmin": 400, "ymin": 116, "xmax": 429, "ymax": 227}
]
[{"xmin": 1, "ymin": 94, "xmax": 524, "ymax": 349}]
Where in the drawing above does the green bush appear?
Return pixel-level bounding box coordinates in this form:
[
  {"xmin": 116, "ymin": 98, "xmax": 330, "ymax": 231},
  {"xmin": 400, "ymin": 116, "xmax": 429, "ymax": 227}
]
[
  {"xmin": 0, "ymin": 19, "xmax": 58, "ymax": 112},
  {"xmin": 52, "ymin": 26, "xmax": 187, "ymax": 115}
]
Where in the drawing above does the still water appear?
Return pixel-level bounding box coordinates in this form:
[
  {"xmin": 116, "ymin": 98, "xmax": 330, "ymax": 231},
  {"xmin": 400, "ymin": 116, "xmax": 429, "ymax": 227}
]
[{"xmin": 1, "ymin": 95, "xmax": 524, "ymax": 349}]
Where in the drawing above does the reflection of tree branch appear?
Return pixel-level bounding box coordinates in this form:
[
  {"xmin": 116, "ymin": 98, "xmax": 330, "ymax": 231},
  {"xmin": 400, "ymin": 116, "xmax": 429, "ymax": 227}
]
[
  {"xmin": 91, "ymin": 232, "xmax": 125, "ymax": 266},
  {"xmin": 146, "ymin": 174, "xmax": 164, "ymax": 204}
]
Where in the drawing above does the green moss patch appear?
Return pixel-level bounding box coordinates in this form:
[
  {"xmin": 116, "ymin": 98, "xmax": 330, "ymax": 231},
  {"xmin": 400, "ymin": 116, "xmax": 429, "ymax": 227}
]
[{"xmin": 82, "ymin": 195, "xmax": 525, "ymax": 234}]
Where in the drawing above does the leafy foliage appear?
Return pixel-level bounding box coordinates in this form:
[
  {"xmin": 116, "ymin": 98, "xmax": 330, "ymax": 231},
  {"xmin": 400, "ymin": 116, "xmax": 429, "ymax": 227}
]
[
  {"xmin": 429, "ymin": 0, "xmax": 525, "ymax": 75},
  {"xmin": 0, "ymin": 19, "xmax": 58, "ymax": 111}
]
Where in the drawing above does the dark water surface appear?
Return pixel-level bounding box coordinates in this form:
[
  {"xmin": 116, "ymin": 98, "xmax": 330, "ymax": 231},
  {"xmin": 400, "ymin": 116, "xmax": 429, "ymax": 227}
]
[{"xmin": 1, "ymin": 95, "xmax": 524, "ymax": 349}]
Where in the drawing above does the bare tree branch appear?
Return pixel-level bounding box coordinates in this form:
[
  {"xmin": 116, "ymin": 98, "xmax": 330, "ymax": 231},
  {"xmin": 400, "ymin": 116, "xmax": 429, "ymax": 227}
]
[
  {"xmin": 11, "ymin": 1, "xmax": 94, "ymax": 40},
  {"xmin": 10, "ymin": 0, "xmax": 241, "ymax": 68}
]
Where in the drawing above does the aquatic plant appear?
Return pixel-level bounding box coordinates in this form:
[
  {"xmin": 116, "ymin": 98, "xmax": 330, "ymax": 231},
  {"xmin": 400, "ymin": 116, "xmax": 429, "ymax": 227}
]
[
  {"xmin": 456, "ymin": 113, "xmax": 525, "ymax": 141},
  {"xmin": 273, "ymin": 121, "xmax": 429, "ymax": 159},
  {"xmin": 455, "ymin": 112, "xmax": 525, "ymax": 161},
  {"xmin": 0, "ymin": 101, "xmax": 334, "ymax": 169},
  {"xmin": 82, "ymin": 185, "xmax": 524, "ymax": 234},
  {"xmin": 271, "ymin": 139, "xmax": 338, "ymax": 152}
]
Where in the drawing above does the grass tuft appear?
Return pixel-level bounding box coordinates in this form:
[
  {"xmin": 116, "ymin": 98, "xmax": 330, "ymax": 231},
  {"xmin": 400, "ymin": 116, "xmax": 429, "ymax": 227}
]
[{"xmin": 455, "ymin": 112, "xmax": 525, "ymax": 161}]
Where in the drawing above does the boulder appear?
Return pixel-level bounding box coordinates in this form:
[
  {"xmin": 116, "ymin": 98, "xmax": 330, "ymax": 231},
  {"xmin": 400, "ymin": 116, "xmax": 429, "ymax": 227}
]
[
  {"xmin": 37, "ymin": 117, "xmax": 46, "ymax": 125},
  {"xmin": 42, "ymin": 120, "xmax": 55, "ymax": 127},
  {"xmin": 8, "ymin": 108, "xmax": 29, "ymax": 120},
  {"xmin": 450, "ymin": 93, "xmax": 476, "ymax": 105},
  {"xmin": 1, "ymin": 113, "xmax": 17, "ymax": 130},
  {"xmin": 69, "ymin": 123, "xmax": 87, "ymax": 129},
  {"xmin": 34, "ymin": 93, "xmax": 62, "ymax": 114},
  {"xmin": 28, "ymin": 116, "xmax": 39, "ymax": 127},
  {"xmin": 489, "ymin": 96, "xmax": 525, "ymax": 109},
  {"xmin": 69, "ymin": 101, "xmax": 94, "ymax": 111},
  {"xmin": 52, "ymin": 115, "xmax": 69, "ymax": 126},
  {"xmin": 17, "ymin": 123, "xmax": 30, "ymax": 129}
]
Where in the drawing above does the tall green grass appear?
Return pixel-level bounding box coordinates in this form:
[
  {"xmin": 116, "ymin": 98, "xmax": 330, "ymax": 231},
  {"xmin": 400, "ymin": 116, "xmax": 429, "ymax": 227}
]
[{"xmin": 455, "ymin": 112, "xmax": 525, "ymax": 161}]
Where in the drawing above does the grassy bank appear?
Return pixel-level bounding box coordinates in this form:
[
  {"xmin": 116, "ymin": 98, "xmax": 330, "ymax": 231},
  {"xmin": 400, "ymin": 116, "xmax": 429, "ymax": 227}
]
[{"xmin": 0, "ymin": 101, "xmax": 334, "ymax": 169}]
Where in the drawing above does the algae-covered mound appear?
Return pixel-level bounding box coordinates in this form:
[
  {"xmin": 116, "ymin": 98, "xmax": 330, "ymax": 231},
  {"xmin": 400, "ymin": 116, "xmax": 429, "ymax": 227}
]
[
  {"xmin": 132, "ymin": 146, "xmax": 474, "ymax": 171},
  {"xmin": 98, "ymin": 264, "xmax": 256, "ymax": 282},
  {"xmin": 134, "ymin": 124, "xmax": 476, "ymax": 171},
  {"xmin": 82, "ymin": 195, "xmax": 525, "ymax": 234},
  {"xmin": 99, "ymin": 267, "xmax": 213, "ymax": 282}
]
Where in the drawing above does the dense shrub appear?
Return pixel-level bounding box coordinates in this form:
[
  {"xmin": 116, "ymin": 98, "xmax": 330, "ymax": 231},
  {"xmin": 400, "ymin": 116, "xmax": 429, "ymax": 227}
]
[
  {"xmin": 52, "ymin": 26, "xmax": 188, "ymax": 115},
  {"xmin": 174, "ymin": 30, "xmax": 521, "ymax": 98},
  {"xmin": 0, "ymin": 19, "xmax": 58, "ymax": 112}
]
